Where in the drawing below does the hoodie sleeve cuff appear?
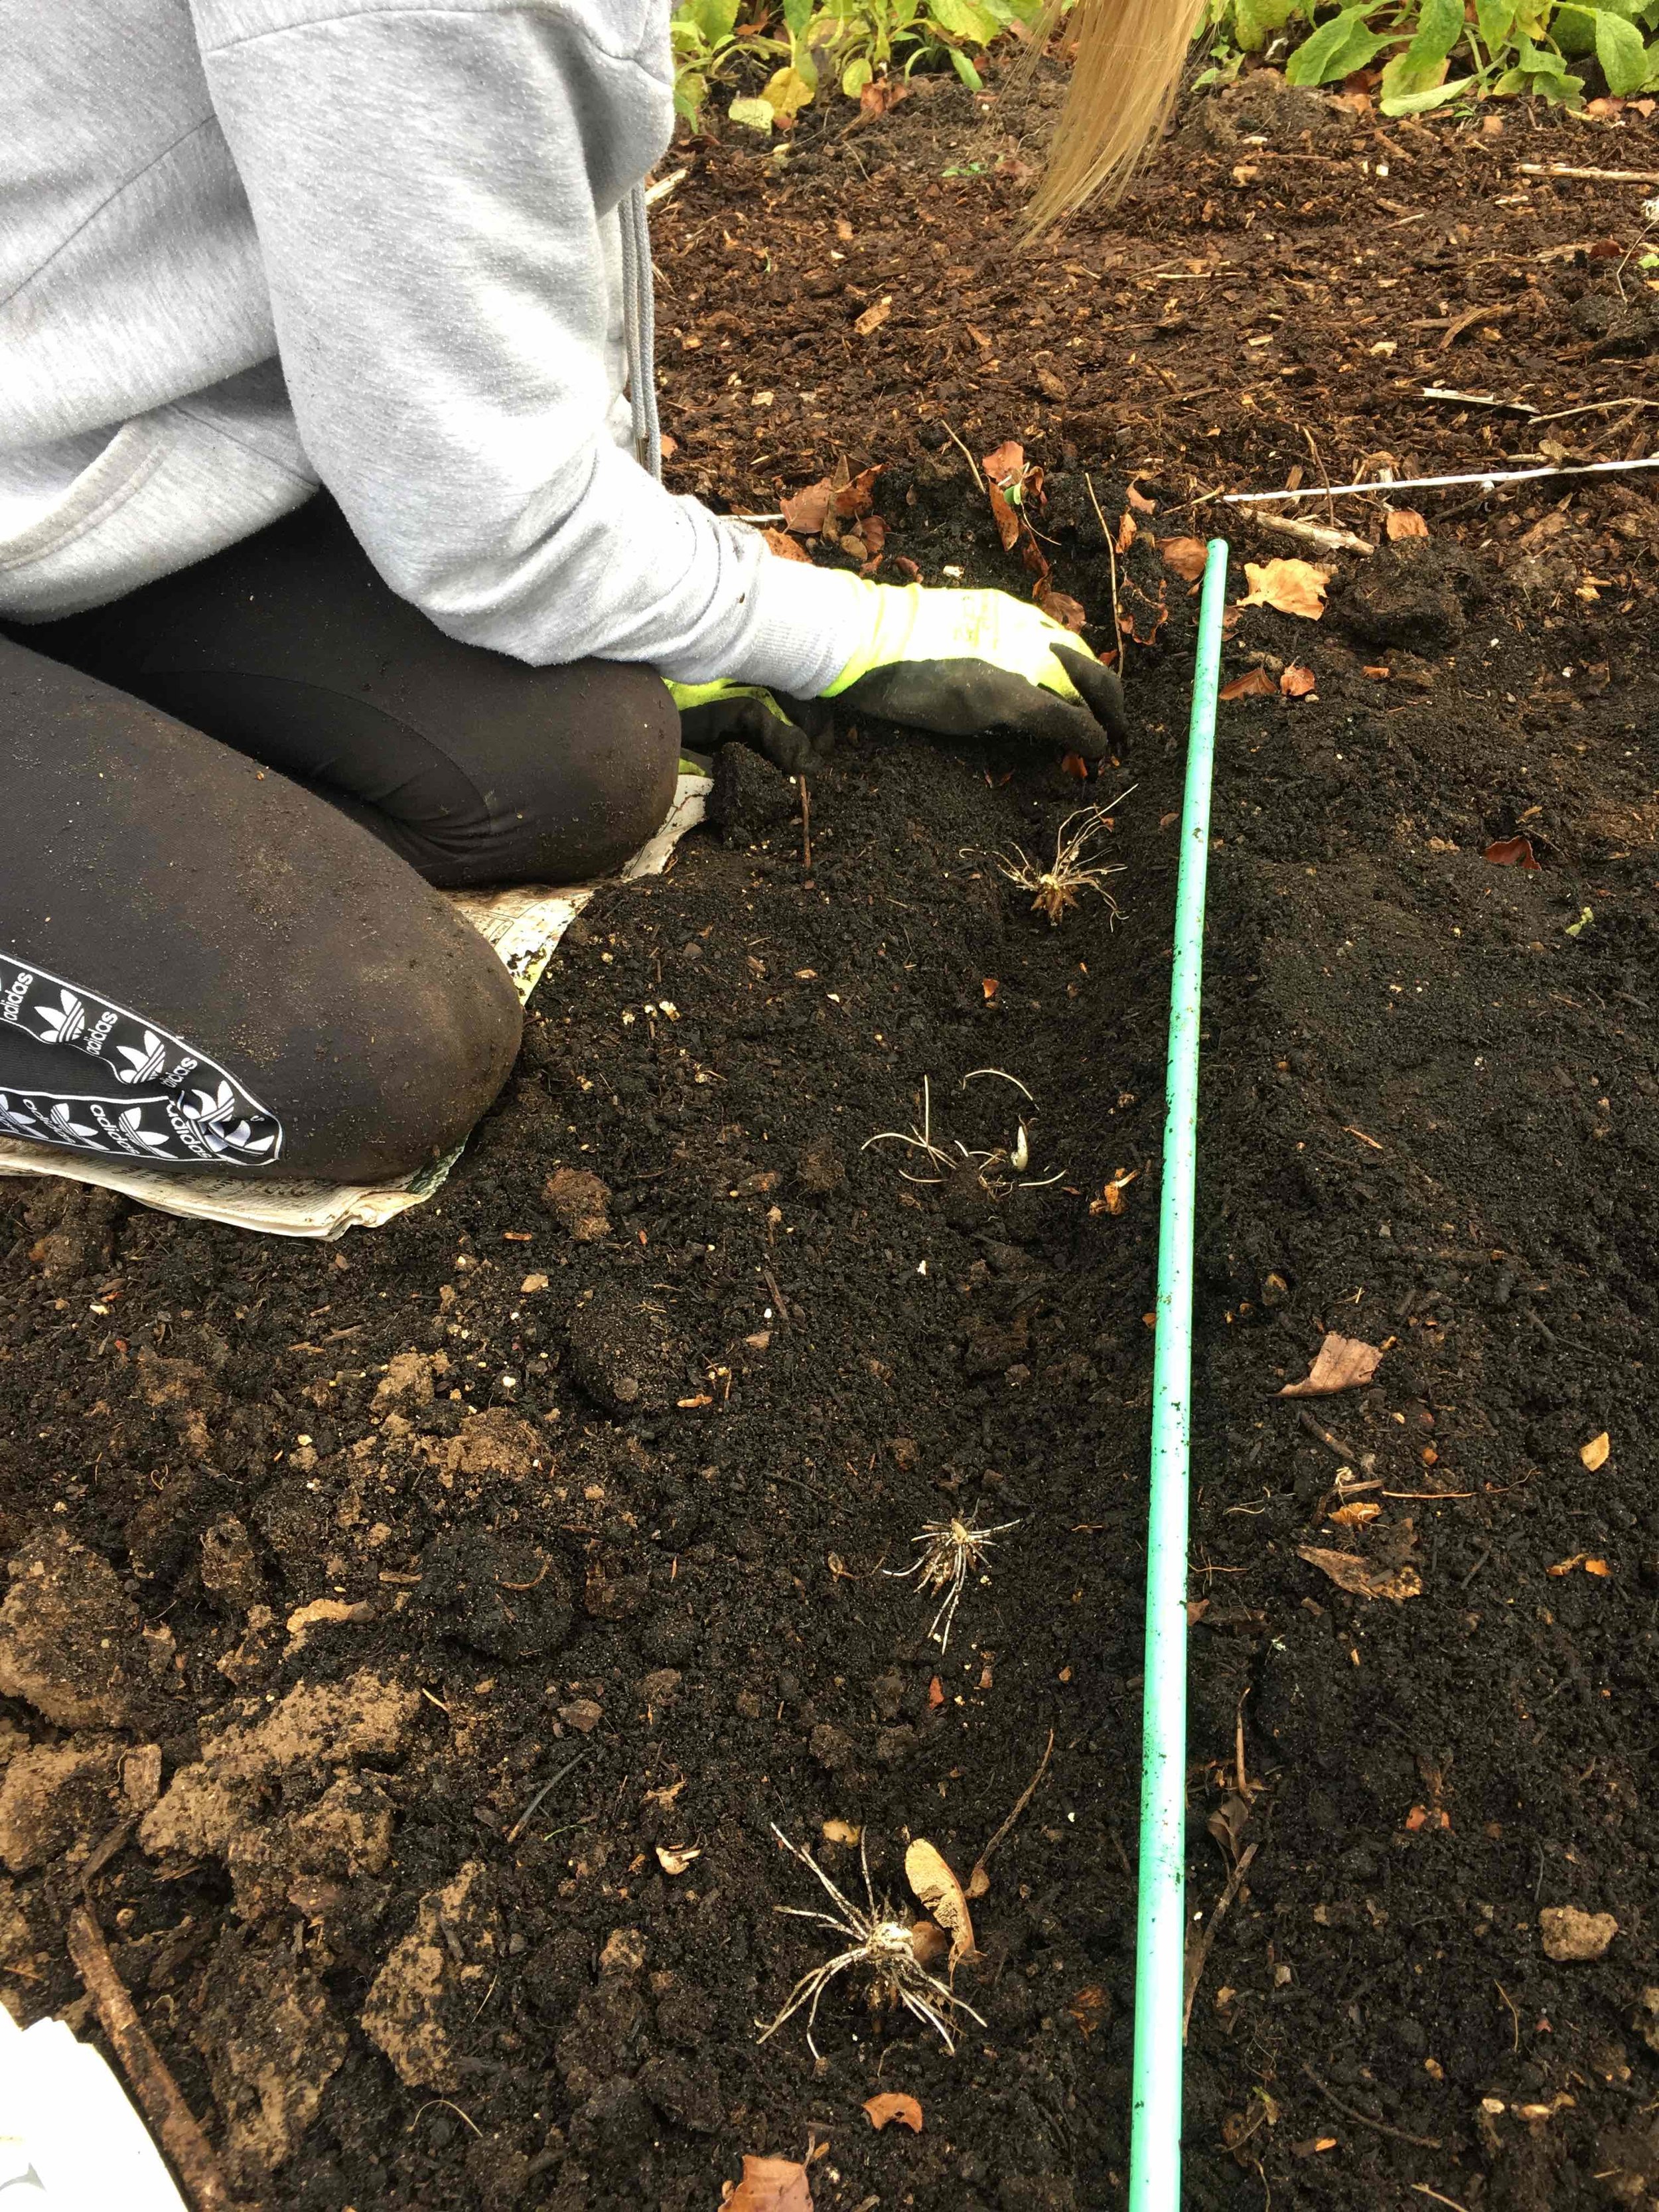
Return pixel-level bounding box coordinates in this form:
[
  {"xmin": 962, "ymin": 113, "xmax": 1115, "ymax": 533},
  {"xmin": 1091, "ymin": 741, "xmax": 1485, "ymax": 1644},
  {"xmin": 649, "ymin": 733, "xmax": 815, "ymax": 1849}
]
[{"xmin": 703, "ymin": 540, "xmax": 873, "ymax": 698}]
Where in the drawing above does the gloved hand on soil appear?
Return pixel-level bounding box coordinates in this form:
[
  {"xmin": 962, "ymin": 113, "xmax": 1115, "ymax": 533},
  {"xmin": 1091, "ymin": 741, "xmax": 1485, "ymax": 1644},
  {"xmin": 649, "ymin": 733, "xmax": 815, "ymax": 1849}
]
[
  {"xmin": 664, "ymin": 679, "xmax": 834, "ymax": 775},
  {"xmin": 821, "ymin": 583, "xmax": 1127, "ymax": 757}
]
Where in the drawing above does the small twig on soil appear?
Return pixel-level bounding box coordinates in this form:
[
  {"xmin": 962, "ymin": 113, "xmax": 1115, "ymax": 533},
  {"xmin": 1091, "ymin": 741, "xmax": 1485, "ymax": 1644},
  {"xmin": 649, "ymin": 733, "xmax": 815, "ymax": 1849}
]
[
  {"xmin": 505, "ymin": 1747, "xmax": 589, "ymax": 1844},
  {"xmin": 1518, "ymin": 161, "xmax": 1659, "ymax": 183},
  {"xmin": 1495, "ymin": 1979, "xmax": 1521, "ymax": 2053},
  {"xmin": 1226, "ymin": 454, "xmax": 1659, "ymax": 504},
  {"xmin": 1410, "ymin": 2188, "xmax": 1471, "ymax": 2212},
  {"xmin": 1295, "ymin": 1409, "xmax": 1376, "ymax": 1477},
  {"xmin": 414, "ymin": 2099, "xmax": 482, "ymax": 2138},
  {"xmin": 79, "ymin": 1816, "xmax": 136, "ymax": 1891},
  {"xmin": 1084, "ymin": 473, "xmax": 1126, "ymax": 669},
  {"xmin": 1252, "ymin": 510, "xmax": 1374, "ymax": 558},
  {"xmin": 799, "ymin": 774, "xmax": 812, "ymax": 874},
  {"xmin": 1182, "ymin": 1839, "xmax": 1258, "ymax": 2042},
  {"xmin": 1300, "ymin": 2063, "xmax": 1443, "ymax": 2150},
  {"xmin": 968, "ymin": 1728, "xmax": 1054, "ymax": 1898},
  {"xmin": 67, "ymin": 1904, "xmax": 240, "ymax": 2212},
  {"xmin": 1460, "ymin": 1546, "xmax": 1493, "ymax": 1590},
  {"xmin": 938, "ymin": 422, "xmax": 985, "ymax": 492}
]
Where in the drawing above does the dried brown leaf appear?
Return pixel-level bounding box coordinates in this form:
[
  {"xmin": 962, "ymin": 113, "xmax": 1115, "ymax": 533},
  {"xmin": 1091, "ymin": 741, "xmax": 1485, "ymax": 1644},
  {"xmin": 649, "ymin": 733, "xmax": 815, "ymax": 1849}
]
[
  {"xmin": 833, "ymin": 465, "xmax": 882, "ymax": 520},
  {"xmin": 1238, "ymin": 558, "xmax": 1329, "ymax": 621},
  {"xmin": 1297, "ymin": 1546, "xmax": 1422, "ymax": 1602},
  {"xmin": 1580, "ymin": 1431, "xmax": 1611, "ymax": 1471},
  {"xmin": 1159, "ymin": 536, "xmax": 1210, "ymax": 583},
  {"xmin": 1037, "ymin": 587, "xmax": 1088, "ymax": 632},
  {"xmin": 1277, "ymin": 1332, "xmax": 1384, "ymax": 1398},
  {"xmin": 762, "ymin": 527, "xmax": 813, "ymax": 564},
  {"xmin": 1484, "ymin": 834, "xmax": 1542, "ymax": 870},
  {"xmin": 905, "ymin": 1839, "xmax": 975, "ymax": 1970},
  {"xmin": 820, "ymin": 1817, "xmax": 862, "ymax": 1844},
  {"xmin": 1114, "ymin": 509, "xmax": 1137, "ymax": 555},
  {"xmin": 1059, "ymin": 751, "xmax": 1090, "ymax": 780},
  {"xmin": 908, "ymin": 1917, "xmax": 949, "ymax": 1970},
  {"xmin": 863, "ymin": 2093, "xmax": 924, "ymax": 2133},
  {"xmin": 1386, "ymin": 508, "xmax": 1431, "ymax": 541},
  {"xmin": 1280, "ymin": 664, "xmax": 1318, "ymax": 698},
  {"xmin": 1329, "ymin": 1499, "xmax": 1381, "ymax": 1527},
  {"xmin": 725, "ymin": 2154, "xmax": 814, "ymax": 2211},
  {"xmin": 1220, "ymin": 667, "xmax": 1275, "ymax": 701},
  {"xmin": 779, "ymin": 480, "xmax": 833, "ymax": 536},
  {"xmin": 1127, "ymin": 482, "xmax": 1157, "ymax": 514}
]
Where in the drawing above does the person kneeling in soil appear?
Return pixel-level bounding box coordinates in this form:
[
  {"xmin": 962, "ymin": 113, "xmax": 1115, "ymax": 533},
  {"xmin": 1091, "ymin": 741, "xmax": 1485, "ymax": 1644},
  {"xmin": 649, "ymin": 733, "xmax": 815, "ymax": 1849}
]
[{"xmin": 0, "ymin": 0, "xmax": 1196, "ymax": 1181}]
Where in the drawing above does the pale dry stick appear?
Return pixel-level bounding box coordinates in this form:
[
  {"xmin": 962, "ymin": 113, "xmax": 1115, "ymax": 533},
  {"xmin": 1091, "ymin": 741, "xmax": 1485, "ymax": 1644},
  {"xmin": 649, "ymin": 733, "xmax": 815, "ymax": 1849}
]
[
  {"xmin": 413, "ymin": 2099, "xmax": 482, "ymax": 2139},
  {"xmin": 1252, "ymin": 510, "xmax": 1374, "ymax": 559},
  {"xmin": 968, "ymin": 1728, "xmax": 1054, "ymax": 1899},
  {"xmin": 758, "ymin": 1826, "xmax": 985, "ymax": 2058},
  {"xmin": 1084, "ymin": 472, "xmax": 1127, "ymax": 670},
  {"xmin": 962, "ymin": 1067, "xmax": 1035, "ymax": 1102},
  {"xmin": 1226, "ymin": 453, "xmax": 1659, "ymax": 504},
  {"xmin": 1410, "ymin": 2189, "xmax": 1471, "ymax": 2212},
  {"xmin": 939, "ymin": 421, "xmax": 986, "ymax": 493},
  {"xmin": 799, "ymin": 774, "xmax": 812, "ymax": 875},
  {"xmin": 1181, "ymin": 1840, "xmax": 1258, "ymax": 2042},
  {"xmin": 66, "ymin": 1904, "xmax": 242, "ymax": 2212},
  {"xmin": 1518, "ymin": 162, "xmax": 1659, "ymax": 183},
  {"xmin": 1495, "ymin": 1978, "xmax": 1521, "ymax": 2054}
]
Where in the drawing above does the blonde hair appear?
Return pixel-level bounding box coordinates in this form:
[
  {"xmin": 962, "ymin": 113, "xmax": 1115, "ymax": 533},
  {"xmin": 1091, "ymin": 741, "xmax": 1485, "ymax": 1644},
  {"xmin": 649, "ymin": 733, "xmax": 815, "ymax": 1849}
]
[{"xmin": 1029, "ymin": 0, "xmax": 1208, "ymax": 231}]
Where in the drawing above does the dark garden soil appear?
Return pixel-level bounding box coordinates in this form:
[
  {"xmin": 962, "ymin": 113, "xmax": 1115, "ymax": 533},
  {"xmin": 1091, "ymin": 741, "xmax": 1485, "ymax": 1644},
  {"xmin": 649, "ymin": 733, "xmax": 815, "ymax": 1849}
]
[{"xmin": 3, "ymin": 66, "xmax": 1659, "ymax": 2212}]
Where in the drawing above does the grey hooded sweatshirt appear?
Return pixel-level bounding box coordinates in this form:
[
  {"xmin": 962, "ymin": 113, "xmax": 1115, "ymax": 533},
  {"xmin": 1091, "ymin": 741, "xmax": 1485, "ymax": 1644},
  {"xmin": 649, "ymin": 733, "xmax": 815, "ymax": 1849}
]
[{"xmin": 0, "ymin": 0, "xmax": 863, "ymax": 693}]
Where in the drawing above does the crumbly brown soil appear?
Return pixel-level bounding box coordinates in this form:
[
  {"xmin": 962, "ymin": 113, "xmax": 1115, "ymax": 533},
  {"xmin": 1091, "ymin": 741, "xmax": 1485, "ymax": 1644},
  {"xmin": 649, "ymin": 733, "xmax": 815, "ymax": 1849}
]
[{"xmin": 3, "ymin": 68, "xmax": 1659, "ymax": 2212}]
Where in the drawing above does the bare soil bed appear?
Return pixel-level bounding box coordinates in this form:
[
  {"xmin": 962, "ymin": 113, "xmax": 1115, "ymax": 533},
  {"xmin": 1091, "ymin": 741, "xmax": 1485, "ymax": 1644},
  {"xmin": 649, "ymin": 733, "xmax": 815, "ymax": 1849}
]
[{"xmin": 3, "ymin": 68, "xmax": 1659, "ymax": 2212}]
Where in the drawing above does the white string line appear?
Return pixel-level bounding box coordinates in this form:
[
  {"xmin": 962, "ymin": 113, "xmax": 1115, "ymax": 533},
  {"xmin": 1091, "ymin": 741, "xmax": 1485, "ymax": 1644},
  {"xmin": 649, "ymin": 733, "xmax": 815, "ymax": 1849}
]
[{"xmin": 1222, "ymin": 453, "xmax": 1659, "ymax": 506}]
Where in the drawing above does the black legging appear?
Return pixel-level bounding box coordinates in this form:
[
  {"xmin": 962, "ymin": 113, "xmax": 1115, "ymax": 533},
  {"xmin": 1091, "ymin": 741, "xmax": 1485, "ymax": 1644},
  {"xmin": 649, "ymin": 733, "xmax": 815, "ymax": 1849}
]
[{"xmin": 0, "ymin": 500, "xmax": 682, "ymax": 1181}]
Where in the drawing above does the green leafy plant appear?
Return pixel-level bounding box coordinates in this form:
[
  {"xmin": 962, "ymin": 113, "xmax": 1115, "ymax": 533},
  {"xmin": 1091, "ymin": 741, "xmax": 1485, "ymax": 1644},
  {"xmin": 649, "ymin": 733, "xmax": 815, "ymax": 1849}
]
[
  {"xmin": 1201, "ymin": 0, "xmax": 1659, "ymax": 110},
  {"xmin": 674, "ymin": 0, "xmax": 1048, "ymax": 133}
]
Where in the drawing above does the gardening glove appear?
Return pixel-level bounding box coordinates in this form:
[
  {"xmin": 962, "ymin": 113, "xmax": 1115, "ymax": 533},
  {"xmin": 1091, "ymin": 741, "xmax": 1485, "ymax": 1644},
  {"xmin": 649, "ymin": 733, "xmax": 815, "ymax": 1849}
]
[
  {"xmin": 820, "ymin": 583, "xmax": 1127, "ymax": 757},
  {"xmin": 664, "ymin": 679, "xmax": 833, "ymax": 775}
]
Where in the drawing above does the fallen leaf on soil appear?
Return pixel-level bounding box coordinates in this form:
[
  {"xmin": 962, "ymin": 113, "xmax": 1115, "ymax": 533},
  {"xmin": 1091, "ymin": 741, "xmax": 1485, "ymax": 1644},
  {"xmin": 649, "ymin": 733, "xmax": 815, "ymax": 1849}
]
[
  {"xmin": 1238, "ymin": 559, "xmax": 1329, "ymax": 620},
  {"xmin": 832, "ymin": 464, "xmax": 881, "ymax": 521},
  {"xmin": 1484, "ymin": 835, "xmax": 1541, "ymax": 870},
  {"xmin": 1277, "ymin": 1333, "xmax": 1384, "ymax": 1398},
  {"xmin": 863, "ymin": 2093, "xmax": 923, "ymax": 2133},
  {"xmin": 1127, "ymin": 482, "xmax": 1157, "ymax": 514},
  {"xmin": 1548, "ymin": 1554, "xmax": 1587, "ymax": 1576},
  {"xmin": 762, "ymin": 528, "xmax": 812, "ymax": 564},
  {"xmin": 981, "ymin": 978, "xmax": 999, "ymax": 1002},
  {"xmin": 1297, "ymin": 1546, "xmax": 1422, "ymax": 1602},
  {"xmin": 1220, "ymin": 667, "xmax": 1275, "ymax": 701},
  {"xmin": 1581, "ymin": 1431, "xmax": 1611, "ymax": 1471},
  {"xmin": 656, "ymin": 1843, "xmax": 700, "ymax": 1875},
  {"xmin": 821, "ymin": 1818, "xmax": 861, "ymax": 1844},
  {"xmin": 1067, "ymin": 1985, "xmax": 1108, "ymax": 2038},
  {"xmin": 1329, "ymin": 1499, "xmax": 1381, "ymax": 1528},
  {"xmin": 909, "ymin": 1918, "xmax": 948, "ymax": 1970},
  {"xmin": 905, "ymin": 1840, "xmax": 975, "ymax": 1970},
  {"xmin": 780, "ymin": 480, "xmax": 833, "ymax": 536},
  {"xmin": 644, "ymin": 1778, "xmax": 685, "ymax": 1808},
  {"xmin": 1386, "ymin": 509, "xmax": 1431, "ymax": 540},
  {"xmin": 927, "ymin": 1676, "xmax": 945, "ymax": 1710},
  {"xmin": 1114, "ymin": 510, "xmax": 1137, "ymax": 555},
  {"xmin": 1159, "ymin": 536, "xmax": 1210, "ymax": 583},
  {"xmin": 1038, "ymin": 587, "xmax": 1088, "ymax": 632},
  {"xmin": 859, "ymin": 76, "xmax": 909, "ymax": 117},
  {"xmin": 1280, "ymin": 665, "xmax": 1318, "ymax": 698},
  {"xmin": 1539, "ymin": 1905, "xmax": 1617, "ymax": 1962},
  {"xmin": 1059, "ymin": 752, "xmax": 1090, "ymax": 780},
  {"xmin": 981, "ymin": 440, "xmax": 1029, "ymax": 553},
  {"xmin": 723, "ymin": 2154, "xmax": 814, "ymax": 2211},
  {"xmin": 1404, "ymin": 1803, "xmax": 1451, "ymax": 1832}
]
